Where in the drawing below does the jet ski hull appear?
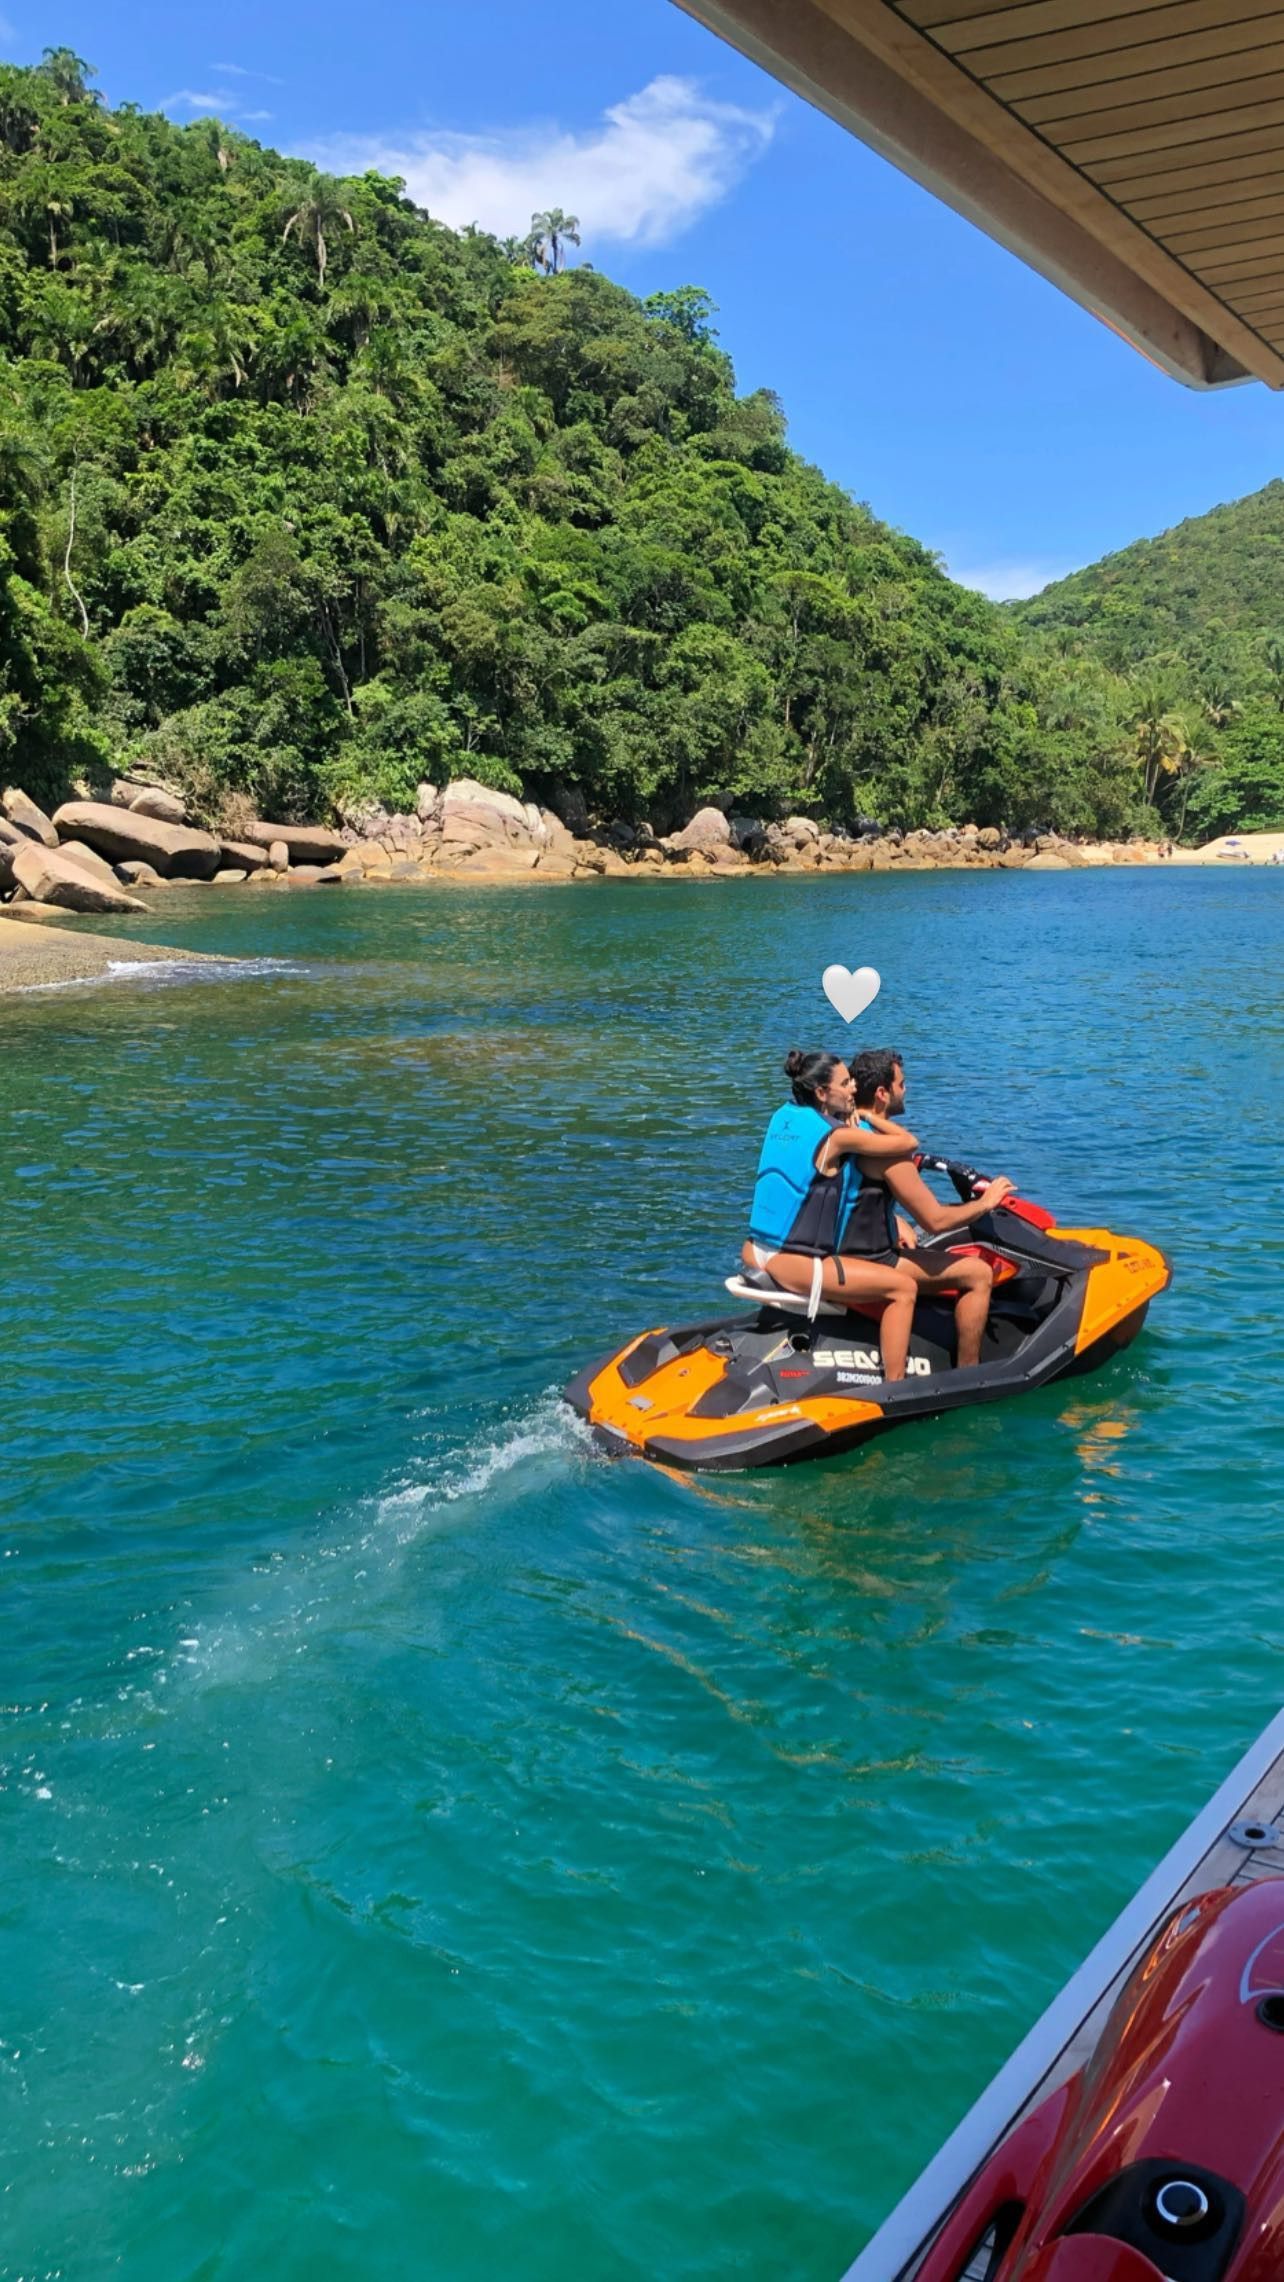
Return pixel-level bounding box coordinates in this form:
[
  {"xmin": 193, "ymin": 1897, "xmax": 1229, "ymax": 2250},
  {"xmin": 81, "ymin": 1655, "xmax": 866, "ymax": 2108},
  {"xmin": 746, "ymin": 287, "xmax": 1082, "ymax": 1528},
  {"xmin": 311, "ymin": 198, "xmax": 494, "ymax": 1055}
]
[{"xmin": 563, "ymin": 1205, "xmax": 1170, "ymax": 1472}]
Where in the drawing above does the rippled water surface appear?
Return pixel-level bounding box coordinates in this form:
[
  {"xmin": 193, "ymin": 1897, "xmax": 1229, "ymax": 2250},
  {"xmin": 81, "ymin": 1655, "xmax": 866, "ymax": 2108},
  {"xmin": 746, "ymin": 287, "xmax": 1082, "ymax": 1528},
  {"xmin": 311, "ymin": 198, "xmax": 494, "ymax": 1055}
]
[{"xmin": 4, "ymin": 870, "xmax": 1282, "ymax": 2281}]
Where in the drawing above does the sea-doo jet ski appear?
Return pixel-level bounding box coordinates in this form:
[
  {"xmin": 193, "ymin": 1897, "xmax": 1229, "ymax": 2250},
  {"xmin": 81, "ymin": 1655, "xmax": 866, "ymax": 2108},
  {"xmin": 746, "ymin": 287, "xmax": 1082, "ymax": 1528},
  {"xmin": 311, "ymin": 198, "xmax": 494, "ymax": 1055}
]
[{"xmin": 563, "ymin": 1158, "xmax": 1169, "ymax": 1472}]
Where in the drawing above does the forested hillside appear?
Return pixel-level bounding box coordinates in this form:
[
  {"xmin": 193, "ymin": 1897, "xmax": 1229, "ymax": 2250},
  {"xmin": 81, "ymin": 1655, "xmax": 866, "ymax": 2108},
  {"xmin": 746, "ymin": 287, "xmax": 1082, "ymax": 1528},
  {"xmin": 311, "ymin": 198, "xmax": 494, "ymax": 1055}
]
[
  {"xmin": 1015, "ymin": 481, "xmax": 1284, "ymax": 671},
  {"xmin": 1013, "ymin": 481, "xmax": 1284, "ymax": 838},
  {"xmin": 2, "ymin": 48, "xmax": 1280, "ymax": 840}
]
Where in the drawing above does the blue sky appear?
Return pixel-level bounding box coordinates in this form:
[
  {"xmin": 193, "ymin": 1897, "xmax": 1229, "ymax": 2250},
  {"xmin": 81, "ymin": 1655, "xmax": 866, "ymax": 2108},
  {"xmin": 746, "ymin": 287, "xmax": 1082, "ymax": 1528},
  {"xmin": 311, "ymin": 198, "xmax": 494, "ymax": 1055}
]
[{"xmin": 21, "ymin": 0, "xmax": 1284, "ymax": 596}]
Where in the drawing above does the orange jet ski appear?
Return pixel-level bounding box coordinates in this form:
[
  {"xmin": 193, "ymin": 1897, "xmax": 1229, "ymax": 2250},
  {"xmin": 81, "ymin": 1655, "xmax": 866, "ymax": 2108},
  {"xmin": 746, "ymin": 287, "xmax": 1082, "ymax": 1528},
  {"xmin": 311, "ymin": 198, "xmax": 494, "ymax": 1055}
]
[{"xmin": 563, "ymin": 1159, "xmax": 1169, "ymax": 1471}]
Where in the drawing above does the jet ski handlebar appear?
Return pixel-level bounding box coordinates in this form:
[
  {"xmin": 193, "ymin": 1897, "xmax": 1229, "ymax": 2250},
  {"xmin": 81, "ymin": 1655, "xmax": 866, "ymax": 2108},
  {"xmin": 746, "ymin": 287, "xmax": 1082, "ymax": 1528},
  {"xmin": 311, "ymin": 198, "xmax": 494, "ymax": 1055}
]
[
  {"xmin": 913, "ymin": 1153, "xmax": 1060, "ymax": 1232},
  {"xmin": 913, "ymin": 1150, "xmax": 991, "ymax": 1202}
]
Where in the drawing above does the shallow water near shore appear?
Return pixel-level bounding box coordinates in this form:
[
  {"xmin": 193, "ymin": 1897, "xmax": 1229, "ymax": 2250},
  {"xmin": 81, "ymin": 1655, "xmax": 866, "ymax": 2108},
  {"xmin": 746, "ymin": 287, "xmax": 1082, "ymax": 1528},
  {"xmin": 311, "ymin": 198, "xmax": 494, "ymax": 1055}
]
[{"xmin": 3, "ymin": 869, "xmax": 1282, "ymax": 2281}]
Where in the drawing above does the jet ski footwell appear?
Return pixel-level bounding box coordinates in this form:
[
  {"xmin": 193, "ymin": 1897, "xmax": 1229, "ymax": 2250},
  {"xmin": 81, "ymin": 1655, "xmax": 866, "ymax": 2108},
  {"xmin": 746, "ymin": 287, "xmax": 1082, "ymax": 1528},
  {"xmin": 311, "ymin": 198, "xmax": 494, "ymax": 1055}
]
[{"xmin": 563, "ymin": 1202, "xmax": 1170, "ymax": 1471}]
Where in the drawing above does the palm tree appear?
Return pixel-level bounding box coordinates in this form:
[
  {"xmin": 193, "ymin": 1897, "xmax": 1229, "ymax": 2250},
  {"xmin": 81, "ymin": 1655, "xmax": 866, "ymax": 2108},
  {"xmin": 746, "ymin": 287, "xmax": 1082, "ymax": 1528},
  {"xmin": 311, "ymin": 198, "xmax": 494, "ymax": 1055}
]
[
  {"xmin": 0, "ymin": 422, "xmax": 46, "ymax": 512},
  {"xmin": 1198, "ymin": 669, "xmax": 1239, "ymax": 730},
  {"xmin": 526, "ymin": 208, "xmax": 581, "ymax": 275},
  {"xmin": 1264, "ymin": 633, "xmax": 1284, "ymax": 712},
  {"xmin": 282, "ymin": 177, "xmax": 354, "ymax": 289},
  {"xmin": 1167, "ymin": 707, "xmax": 1219, "ymax": 838},
  {"xmin": 36, "ymin": 47, "xmax": 97, "ymax": 105},
  {"xmin": 176, "ymin": 303, "xmax": 254, "ymax": 397},
  {"xmin": 1131, "ymin": 674, "xmax": 1183, "ymax": 807},
  {"xmin": 16, "ymin": 158, "xmax": 81, "ymax": 266},
  {"xmin": 325, "ymin": 272, "xmax": 394, "ymax": 352}
]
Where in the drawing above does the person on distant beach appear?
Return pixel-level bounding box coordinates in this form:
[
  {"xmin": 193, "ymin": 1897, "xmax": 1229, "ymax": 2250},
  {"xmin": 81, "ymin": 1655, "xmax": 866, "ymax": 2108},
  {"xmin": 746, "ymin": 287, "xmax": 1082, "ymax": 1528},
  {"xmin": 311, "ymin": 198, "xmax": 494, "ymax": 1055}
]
[{"xmin": 843, "ymin": 1047, "xmax": 1013, "ymax": 1369}]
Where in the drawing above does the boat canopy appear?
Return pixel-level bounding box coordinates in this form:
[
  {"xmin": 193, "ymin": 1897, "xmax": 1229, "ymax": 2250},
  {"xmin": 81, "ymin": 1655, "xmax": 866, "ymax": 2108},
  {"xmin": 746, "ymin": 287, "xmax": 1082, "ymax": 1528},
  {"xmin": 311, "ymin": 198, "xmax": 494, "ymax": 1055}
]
[{"xmin": 675, "ymin": 0, "xmax": 1284, "ymax": 390}]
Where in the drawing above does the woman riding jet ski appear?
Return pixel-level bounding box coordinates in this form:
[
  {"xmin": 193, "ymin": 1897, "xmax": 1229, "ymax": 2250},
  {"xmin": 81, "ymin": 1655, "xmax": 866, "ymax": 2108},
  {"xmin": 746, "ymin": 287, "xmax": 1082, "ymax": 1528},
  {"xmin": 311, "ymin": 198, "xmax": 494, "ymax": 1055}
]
[{"xmin": 563, "ymin": 1047, "xmax": 1170, "ymax": 1472}]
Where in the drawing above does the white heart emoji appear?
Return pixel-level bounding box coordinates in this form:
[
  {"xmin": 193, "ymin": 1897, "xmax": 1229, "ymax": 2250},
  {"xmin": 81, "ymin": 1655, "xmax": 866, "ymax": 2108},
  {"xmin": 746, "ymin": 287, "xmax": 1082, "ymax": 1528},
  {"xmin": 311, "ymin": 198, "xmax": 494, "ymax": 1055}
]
[{"xmin": 822, "ymin": 964, "xmax": 881, "ymax": 1024}]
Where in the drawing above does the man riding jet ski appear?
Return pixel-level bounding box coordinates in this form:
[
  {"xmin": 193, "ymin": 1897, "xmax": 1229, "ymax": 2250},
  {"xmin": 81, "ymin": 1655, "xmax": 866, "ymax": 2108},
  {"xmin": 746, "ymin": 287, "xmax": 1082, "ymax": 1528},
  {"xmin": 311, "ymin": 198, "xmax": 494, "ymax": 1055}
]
[{"xmin": 563, "ymin": 1048, "xmax": 1170, "ymax": 1472}]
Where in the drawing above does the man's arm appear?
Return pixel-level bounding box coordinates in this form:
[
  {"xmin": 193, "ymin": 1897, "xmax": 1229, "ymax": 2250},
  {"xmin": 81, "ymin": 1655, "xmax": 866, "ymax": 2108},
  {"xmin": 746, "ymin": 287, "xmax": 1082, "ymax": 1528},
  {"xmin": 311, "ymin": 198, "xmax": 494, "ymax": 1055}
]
[{"xmin": 883, "ymin": 1159, "xmax": 1014, "ymax": 1233}]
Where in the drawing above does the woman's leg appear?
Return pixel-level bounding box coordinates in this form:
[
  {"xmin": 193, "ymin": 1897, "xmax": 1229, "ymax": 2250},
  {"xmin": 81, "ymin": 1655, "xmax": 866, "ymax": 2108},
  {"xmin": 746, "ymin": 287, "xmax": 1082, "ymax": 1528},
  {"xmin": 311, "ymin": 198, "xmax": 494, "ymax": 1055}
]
[
  {"xmin": 751, "ymin": 1248, "xmax": 919, "ymax": 1380},
  {"xmin": 898, "ymin": 1254, "xmax": 994, "ymax": 1368}
]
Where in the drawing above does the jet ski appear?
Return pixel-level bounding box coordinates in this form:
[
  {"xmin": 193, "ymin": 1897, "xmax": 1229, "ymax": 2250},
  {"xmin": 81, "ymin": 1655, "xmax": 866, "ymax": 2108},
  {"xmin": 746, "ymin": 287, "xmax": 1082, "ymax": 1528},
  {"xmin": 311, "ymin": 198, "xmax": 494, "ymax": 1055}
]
[{"xmin": 563, "ymin": 1157, "xmax": 1169, "ymax": 1471}]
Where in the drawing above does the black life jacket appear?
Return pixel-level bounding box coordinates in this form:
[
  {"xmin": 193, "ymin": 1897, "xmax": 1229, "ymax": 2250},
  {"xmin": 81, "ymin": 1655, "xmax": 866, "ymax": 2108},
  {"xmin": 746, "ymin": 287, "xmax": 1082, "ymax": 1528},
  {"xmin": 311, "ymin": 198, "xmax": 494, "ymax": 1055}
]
[{"xmin": 840, "ymin": 1119, "xmax": 901, "ymax": 1257}]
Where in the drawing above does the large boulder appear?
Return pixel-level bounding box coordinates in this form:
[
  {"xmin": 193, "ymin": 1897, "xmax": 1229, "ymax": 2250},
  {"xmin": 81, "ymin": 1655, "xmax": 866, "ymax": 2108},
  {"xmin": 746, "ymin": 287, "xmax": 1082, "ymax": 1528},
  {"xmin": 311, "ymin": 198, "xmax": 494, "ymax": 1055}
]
[
  {"xmin": 218, "ymin": 839, "xmax": 269, "ymax": 873},
  {"xmin": 246, "ymin": 821, "xmax": 347, "ymax": 865},
  {"xmin": 782, "ymin": 814, "xmax": 821, "ymax": 845},
  {"xmin": 1025, "ymin": 850, "xmax": 1071, "ymax": 870},
  {"xmin": 727, "ymin": 813, "xmax": 767, "ymax": 856},
  {"xmin": 111, "ymin": 778, "xmax": 187, "ymax": 824},
  {"xmin": 2, "ymin": 787, "xmax": 59, "ymax": 848},
  {"xmin": 436, "ymin": 779, "xmax": 541, "ymax": 864},
  {"xmin": 12, "ymin": 840, "xmax": 146, "ymax": 913},
  {"xmin": 667, "ymin": 806, "xmax": 732, "ymax": 854},
  {"xmin": 52, "ymin": 800, "xmax": 220, "ymax": 878},
  {"xmin": 56, "ymin": 840, "xmax": 122, "ymax": 889},
  {"xmin": 537, "ymin": 808, "xmax": 578, "ymax": 860}
]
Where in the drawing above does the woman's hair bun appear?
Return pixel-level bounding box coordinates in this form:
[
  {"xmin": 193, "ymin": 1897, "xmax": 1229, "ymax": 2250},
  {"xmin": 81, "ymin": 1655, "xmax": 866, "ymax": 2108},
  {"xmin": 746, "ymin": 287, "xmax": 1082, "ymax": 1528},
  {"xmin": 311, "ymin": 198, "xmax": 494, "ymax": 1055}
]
[{"xmin": 783, "ymin": 1047, "xmax": 805, "ymax": 1079}]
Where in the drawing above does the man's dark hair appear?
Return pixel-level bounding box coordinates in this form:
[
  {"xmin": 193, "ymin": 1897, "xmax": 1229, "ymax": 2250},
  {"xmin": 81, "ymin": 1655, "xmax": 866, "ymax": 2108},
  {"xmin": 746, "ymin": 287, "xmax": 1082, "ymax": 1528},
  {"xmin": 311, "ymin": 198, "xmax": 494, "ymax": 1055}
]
[{"xmin": 850, "ymin": 1048, "xmax": 902, "ymax": 1107}]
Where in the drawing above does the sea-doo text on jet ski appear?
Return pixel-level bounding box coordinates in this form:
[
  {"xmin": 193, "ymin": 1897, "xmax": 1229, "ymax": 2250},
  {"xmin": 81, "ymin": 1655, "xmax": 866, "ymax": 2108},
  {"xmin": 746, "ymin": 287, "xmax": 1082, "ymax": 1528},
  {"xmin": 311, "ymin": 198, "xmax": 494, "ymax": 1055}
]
[{"xmin": 563, "ymin": 1159, "xmax": 1169, "ymax": 1472}]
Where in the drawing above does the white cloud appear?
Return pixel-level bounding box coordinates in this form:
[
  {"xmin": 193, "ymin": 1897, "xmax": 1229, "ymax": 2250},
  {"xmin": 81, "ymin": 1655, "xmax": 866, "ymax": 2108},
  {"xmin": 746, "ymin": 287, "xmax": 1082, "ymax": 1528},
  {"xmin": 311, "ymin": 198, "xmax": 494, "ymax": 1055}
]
[
  {"xmin": 211, "ymin": 62, "xmax": 284, "ymax": 84},
  {"xmin": 162, "ymin": 89, "xmax": 228, "ymax": 113},
  {"xmin": 948, "ymin": 559, "xmax": 1077, "ymax": 601},
  {"xmin": 302, "ymin": 76, "xmax": 777, "ymax": 250},
  {"xmin": 160, "ymin": 86, "xmax": 273, "ymax": 126}
]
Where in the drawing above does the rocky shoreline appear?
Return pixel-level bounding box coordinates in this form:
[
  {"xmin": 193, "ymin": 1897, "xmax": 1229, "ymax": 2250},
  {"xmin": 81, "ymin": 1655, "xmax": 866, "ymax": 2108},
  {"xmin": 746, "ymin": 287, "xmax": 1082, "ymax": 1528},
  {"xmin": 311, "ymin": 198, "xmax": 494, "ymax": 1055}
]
[{"xmin": 0, "ymin": 776, "xmax": 1174, "ymax": 915}]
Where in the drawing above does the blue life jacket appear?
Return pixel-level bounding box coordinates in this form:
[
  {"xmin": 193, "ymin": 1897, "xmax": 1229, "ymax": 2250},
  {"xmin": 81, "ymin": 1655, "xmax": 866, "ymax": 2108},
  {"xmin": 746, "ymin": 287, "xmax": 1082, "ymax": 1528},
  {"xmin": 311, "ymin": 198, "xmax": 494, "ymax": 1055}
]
[
  {"xmin": 749, "ymin": 1102, "xmax": 848, "ymax": 1256},
  {"xmin": 840, "ymin": 1115, "xmax": 901, "ymax": 1257}
]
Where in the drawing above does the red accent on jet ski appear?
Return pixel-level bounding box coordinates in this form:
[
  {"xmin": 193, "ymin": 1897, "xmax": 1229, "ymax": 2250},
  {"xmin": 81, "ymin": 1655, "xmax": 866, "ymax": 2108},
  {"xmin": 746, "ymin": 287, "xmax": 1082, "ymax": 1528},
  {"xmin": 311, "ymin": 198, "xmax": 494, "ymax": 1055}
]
[
  {"xmin": 1004, "ymin": 1196, "xmax": 1058, "ymax": 1231},
  {"xmin": 915, "ymin": 1878, "xmax": 1284, "ymax": 2282}
]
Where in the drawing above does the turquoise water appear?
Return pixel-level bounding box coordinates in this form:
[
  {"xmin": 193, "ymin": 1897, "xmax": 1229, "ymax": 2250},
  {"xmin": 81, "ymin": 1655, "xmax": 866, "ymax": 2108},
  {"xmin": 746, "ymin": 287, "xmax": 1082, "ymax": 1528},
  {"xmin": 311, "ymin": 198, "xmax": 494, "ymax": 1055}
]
[{"xmin": 3, "ymin": 870, "xmax": 1281, "ymax": 2281}]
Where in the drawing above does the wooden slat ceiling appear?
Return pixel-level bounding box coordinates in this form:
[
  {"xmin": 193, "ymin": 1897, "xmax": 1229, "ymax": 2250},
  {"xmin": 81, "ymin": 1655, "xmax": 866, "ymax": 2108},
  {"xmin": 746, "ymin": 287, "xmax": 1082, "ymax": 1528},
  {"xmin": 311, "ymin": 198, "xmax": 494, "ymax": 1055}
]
[{"xmin": 675, "ymin": 0, "xmax": 1284, "ymax": 386}]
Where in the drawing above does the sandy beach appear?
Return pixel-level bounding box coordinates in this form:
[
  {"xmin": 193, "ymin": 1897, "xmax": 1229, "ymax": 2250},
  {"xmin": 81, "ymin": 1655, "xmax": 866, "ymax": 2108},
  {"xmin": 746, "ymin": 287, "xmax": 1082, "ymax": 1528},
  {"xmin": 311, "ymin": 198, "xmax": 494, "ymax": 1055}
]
[
  {"xmin": 0, "ymin": 914, "xmax": 225, "ymax": 995},
  {"xmin": 1169, "ymin": 830, "xmax": 1284, "ymax": 864}
]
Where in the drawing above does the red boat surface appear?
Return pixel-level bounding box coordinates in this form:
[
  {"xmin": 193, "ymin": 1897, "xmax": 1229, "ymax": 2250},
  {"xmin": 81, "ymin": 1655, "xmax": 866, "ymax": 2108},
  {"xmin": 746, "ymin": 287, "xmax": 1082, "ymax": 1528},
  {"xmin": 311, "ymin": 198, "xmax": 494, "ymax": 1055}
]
[{"xmin": 844, "ymin": 1708, "xmax": 1284, "ymax": 2282}]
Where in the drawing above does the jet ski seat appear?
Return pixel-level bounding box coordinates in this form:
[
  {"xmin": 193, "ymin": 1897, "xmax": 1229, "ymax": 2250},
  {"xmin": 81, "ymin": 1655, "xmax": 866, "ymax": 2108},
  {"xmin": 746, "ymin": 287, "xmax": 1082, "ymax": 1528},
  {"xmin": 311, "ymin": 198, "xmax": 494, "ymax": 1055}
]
[
  {"xmin": 726, "ymin": 1245, "xmax": 1022, "ymax": 1323},
  {"xmin": 725, "ymin": 1268, "xmax": 848, "ymax": 1319}
]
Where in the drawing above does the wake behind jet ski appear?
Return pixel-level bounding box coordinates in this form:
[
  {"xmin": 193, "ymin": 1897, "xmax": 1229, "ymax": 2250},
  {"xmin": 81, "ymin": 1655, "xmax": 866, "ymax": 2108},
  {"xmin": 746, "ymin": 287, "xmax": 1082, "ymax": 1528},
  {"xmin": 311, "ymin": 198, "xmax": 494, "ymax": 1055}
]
[{"xmin": 563, "ymin": 1154, "xmax": 1170, "ymax": 1471}]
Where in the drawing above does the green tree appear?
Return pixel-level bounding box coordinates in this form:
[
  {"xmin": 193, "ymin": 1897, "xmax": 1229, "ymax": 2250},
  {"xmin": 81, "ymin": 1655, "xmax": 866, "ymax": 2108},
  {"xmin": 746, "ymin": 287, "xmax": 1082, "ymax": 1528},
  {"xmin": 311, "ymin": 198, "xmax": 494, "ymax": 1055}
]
[
  {"xmin": 526, "ymin": 208, "xmax": 580, "ymax": 275},
  {"xmin": 282, "ymin": 176, "xmax": 355, "ymax": 288}
]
